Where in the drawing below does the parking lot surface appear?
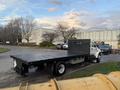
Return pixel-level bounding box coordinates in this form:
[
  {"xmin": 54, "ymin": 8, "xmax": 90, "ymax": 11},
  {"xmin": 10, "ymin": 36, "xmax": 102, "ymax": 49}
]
[{"xmin": 0, "ymin": 45, "xmax": 120, "ymax": 88}]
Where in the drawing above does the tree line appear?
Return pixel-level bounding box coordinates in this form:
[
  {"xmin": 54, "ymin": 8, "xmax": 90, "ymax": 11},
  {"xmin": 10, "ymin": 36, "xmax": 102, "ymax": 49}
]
[
  {"xmin": 0, "ymin": 16, "xmax": 78, "ymax": 45},
  {"xmin": 0, "ymin": 16, "xmax": 35, "ymax": 45}
]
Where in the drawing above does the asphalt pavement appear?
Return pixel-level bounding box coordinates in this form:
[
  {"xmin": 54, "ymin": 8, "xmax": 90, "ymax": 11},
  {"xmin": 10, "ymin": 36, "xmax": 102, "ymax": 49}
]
[{"xmin": 0, "ymin": 45, "xmax": 120, "ymax": 88}]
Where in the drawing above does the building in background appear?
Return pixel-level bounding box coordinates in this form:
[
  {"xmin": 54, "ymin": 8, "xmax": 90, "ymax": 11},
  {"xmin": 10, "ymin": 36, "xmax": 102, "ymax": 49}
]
[
  {"xmin": 76, "ymin": 30, "xmax": 120, "ymax": 49},
  {"xmin": 22, "ymin": 28, "xmax": 62, "ymax": 45},
  {"xmin": 27, "ymin": 28, "xmax": 120, "ymax": 49}
]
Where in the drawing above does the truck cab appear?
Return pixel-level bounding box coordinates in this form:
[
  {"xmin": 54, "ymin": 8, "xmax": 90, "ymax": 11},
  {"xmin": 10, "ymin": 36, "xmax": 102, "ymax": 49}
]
[
  {"xmin": 61, "ymin": 41, "xmax": 101, "ymax": 62},
  {"xmin": 90, "ymin": 43, "xmax": 101, "ymax": 63}
]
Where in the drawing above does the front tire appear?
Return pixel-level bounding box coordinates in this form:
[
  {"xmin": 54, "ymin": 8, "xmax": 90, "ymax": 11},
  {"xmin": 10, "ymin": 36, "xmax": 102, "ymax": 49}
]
[
  {"xmin": 96, "ymin": 58, "xmax": 100, "ymax": 63},
  {"xmin": 96, "ymin": 54, "xmax": 101, "ymax": 63}
]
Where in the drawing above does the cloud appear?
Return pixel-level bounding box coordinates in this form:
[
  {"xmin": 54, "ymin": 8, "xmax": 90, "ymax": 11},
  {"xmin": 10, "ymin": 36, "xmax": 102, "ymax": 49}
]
[
  {"xmin": 0, "ymin": 15, "xmax": 19, "ymax": 25},
  {"xmin": 0, "ymin": 0, "xmax": 31, "ymax": 13},
  {"xmin": 0, "ymin": 4, "xmax": 6, "ymax": 11},
  {"xmin": 0, "ymin": 0, "xmax": 10, "ymax": 11},
  {"xmin": 35, "ymin": 10, "xmax": 95, "ymax": 29},
  {"xmin": 88, "ymin": 0, "xmax": 96, "ymax": 3},
  {"xmin": 35, "ymin": 17, "xmax": 58, "ymax": 29},
  {"xmin": 66, "ymin": 10, "xmax": 120, "ymax": 30},
  {"xmin": 61, "ymin": 11, "xmax": 82, "ymax": 28},
  {"xmin": 0, "ymin": 0, "xmax": 33, "ymax": 25},
  {"xmin": 49, "ymin": 0, "xmax": 63, "ymax": 5},
  {"xmin": 64, "ymin": 10, "xmax": 80, "ymax": 19},
  {"xmin": 48, "ymin": 8, "xmax": 58, "ymax": 12},
  {"xmin": 81, "ymin": 10, "xmax": 120, "ymax": 30},
  {"xmin": 0, "ymin": 0, "xmax": 26, "ymax": 10},
  {"xmin": 35, "ymin": 10, "xmax": 85, "ymax": 29},
  {"xmin": 61, "ymin": 10, "xmax": 100, "ymax": 29},
  {"xmin": 98, "ymin": 14, "xmax": 120, "ymax": 29}
]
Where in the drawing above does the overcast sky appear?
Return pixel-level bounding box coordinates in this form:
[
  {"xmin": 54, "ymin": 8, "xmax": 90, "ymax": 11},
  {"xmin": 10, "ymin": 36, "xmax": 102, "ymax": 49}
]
[{"xmin": 0, "ymin": 0, "xmax": 120, "ymax": 30}]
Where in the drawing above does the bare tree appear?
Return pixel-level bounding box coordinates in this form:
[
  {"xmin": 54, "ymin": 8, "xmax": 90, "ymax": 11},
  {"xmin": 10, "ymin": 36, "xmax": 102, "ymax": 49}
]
[
  {"xmin": 0, "ymin": 16, "xmax": 35, "ymax": 44},
  {"xmin": 0, "ymin": 26, "xmax": 4, "ymax": 42},
  {"xmin": 0, "ymin": 18, "xmax": 21, "ymax": 44},
  {"xmin": 0, "ymin": 26, "xmax": 7, "ymax": 44},
  {"xmin": 13, "ymin": 18, "xmax": 23, "ymax": 43},
  {"xmin": 117, "ymin": 33, "xmax": 120, "ymax": 48},
  {"xmin": 21, "ymin": 16, "xmax": 36, "ymax": 43},
  {"xmin": 42, "ymin": 32, "xmax": 58, "ymax": 43},
  {"xmin": 57, "ymin": 23, "xmax": 77, "ymax": 43}
]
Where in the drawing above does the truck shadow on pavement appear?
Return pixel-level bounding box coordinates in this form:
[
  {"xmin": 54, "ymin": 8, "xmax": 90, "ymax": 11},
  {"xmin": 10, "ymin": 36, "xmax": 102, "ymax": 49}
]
[{"xmin": 0, "ymin": 62, "xmax": 91, "ymax": 89}]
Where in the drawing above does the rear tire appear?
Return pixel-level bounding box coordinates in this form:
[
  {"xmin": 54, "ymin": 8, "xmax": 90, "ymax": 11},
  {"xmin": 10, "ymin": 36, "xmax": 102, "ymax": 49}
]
[
  {"xmin": 53, "ymin": 62, "xmax": 66, "ymax": 76},
  {"xmin": 22, "ymin": 65, "xmax": 29, "ymax": 76}
]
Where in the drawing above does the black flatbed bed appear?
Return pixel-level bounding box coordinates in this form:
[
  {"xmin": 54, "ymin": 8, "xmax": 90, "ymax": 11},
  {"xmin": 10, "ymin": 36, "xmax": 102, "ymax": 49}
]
[{"xmin": 11, "ymin": 51, "xmax": 86, "ymax": 64}]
